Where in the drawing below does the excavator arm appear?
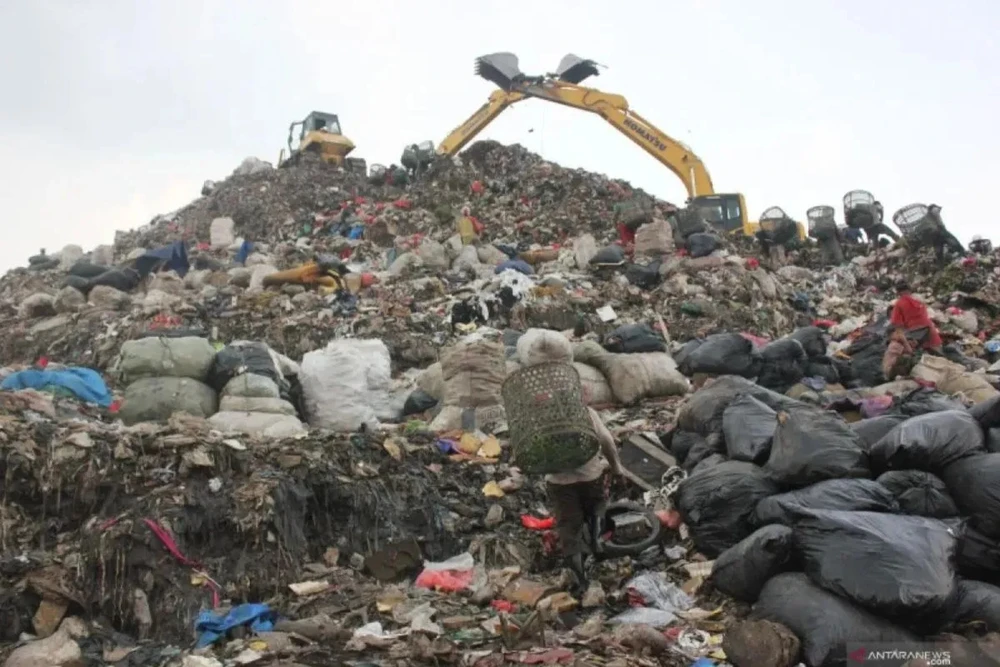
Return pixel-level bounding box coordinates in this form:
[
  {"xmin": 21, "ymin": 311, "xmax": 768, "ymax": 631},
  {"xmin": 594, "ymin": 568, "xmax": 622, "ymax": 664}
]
[
  {"xmin": 505, "ymin": 80, "xmax": 715, "ymax": 197},
  {"xmin": 437, "ymin": 89, "xmax": 525, "ymax": 156}
]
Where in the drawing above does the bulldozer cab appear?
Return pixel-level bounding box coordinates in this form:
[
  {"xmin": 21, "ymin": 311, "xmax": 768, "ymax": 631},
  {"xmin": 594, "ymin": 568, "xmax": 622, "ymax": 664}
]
[
  {"xmin": 691, "ymin": 193, "xmax": 745, "ymax": 235},
  {"xmin": 281, "ymin": 111, "xmax": 355, "ymax": 167},
  {"xmin": 401, "ymin": 141, "xmax": 436, "ymax": 171},
  {"xmin": 843, "ymin": 190, "xmax": 877, "ymax": 229}
]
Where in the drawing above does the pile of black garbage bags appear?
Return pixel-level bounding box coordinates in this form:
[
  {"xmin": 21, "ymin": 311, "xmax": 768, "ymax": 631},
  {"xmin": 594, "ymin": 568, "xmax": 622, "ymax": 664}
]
[{"xmin": 669, "ymin": 375, "xmax": 1000, "ymax": 666}]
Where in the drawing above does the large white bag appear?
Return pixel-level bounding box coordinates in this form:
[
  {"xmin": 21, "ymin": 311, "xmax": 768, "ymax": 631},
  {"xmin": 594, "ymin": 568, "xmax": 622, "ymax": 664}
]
[{"xmin": 300, "ymin": 339, "xmax": 392, "ymax": 431}]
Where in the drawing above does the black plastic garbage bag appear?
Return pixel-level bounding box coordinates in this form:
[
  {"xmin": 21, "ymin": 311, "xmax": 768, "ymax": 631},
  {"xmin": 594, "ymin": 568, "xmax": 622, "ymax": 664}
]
[
  {"xmin": 954, "ymin": 580, "xmax": 1000, "ymax": 630},
  {"xmin": 988, "ymin": 428, "xmax": 1000, "ymax": 453},
  {"xmin": 63, "ymin": 275, "xmax": 92, "ymax": 294},
  {"xmin": 757, "ymin": 339, "xmax": 807, "ymax": 392},
  {"xmin": 589, "ymin": 246, "xmax": 626, "ymax": 265},
  {"xmin": 969, "ymin": 394, "xmax": 1000, "ymax": 431},
  {"xmin": 850, "ymin": 415, "xmax": 908, "ymax": 450},
  {"xmin": 804, "ymin": 357, "xmax": 840, "ymax": 384},
  {"xmin": 722, "ymin": 394, "xmax": 776, "ymax": 464},
  {"xmin": 603, "ymin": 323, "xmax": 666, "ymax": 354},
  {"xmin": 765, "ymin": 408, "xmax": 869, "ymax": 487},
  {"xmin": 942, "ymin": 454, "xmax": 1000, "ymax": 539},
  {"xmin": 675, "ymin": 461, "xmax": 780, "ymax": 557},
  {"xmin": 957, "ymin": 526, "xmax": 1000, "ymax": 582},
  {"xmin": 788, "ymin": 326, "xmax": 827, "ymax": 359},
  {"xmin": 686, "ymin": 232, "xmax": 721, "ymax": 258},
  {"xmin": 794, "ymin": 510, "xmax": 959, "ymax": 623},
  {"xmin": 690, "ymin": 453, "xmax": 727, "ymax": 476},
  {"xmin": 846, "ymin": 333, "xmax": 887, "ymax": 387},
  {"xmin": 624, "ymin": 262, "xmax": 662, "ymax": 290},
  {"xmin": 403, "ymin": 389, "xmax": 437, "ymax": 416},
  {"xmin": 673, "ymin": 339, "xmax": 703, "ymax": 370},
  {"xmin": 208, "ymin": 342, "xmax": 283, "ymax": 394},
  {"xmin": 710, "ymin": 525, "xmax": 793, "ymax": 602},
  {"xmin": 682, "ymin": 433, "xmax": 725, "ymax": 473},
  {"xmin": 753, "ymin": 479, "xmax": 898, "ymax": 526},
  {"xmin": 676, "ymin": 375, "xmax": 801, "ymax": 436},
  {"xmin": 893, "ymin": 388, "xmax": 967, "ymax": 417},
  {"xmin": 673, "ymin": 207, "xmax": 707, "ymax": 238},
  {"xmin": 752, "ymin": 572, "xmax": 917, "ymax": 667},
  {"xmin": 67, "ymin": 260, "xmax": 109, "ymax": 279},
  {"xmin": 870, "ymin": 410, "xmax": 984, "ymax": 474},
  {"xmin": 678, "ymin": 333, "xmax": 758, "ymax": 378},
  {"xmin": 90, "ymin": 267, "xmax": 141, "ymax": 292},
  {"xmin": 877, "ymin": 470, "xmax": 959, "ymax": 518},
  {"xmin": 669, "ymin": 430, "xmax": 704, "ymax": 465}
]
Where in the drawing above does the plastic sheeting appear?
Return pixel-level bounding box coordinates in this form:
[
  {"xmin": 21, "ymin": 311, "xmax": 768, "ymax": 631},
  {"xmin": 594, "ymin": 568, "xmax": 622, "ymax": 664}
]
[{"xmin": 1, "ymin": 367, "xmax": 112, "ymax": 407}]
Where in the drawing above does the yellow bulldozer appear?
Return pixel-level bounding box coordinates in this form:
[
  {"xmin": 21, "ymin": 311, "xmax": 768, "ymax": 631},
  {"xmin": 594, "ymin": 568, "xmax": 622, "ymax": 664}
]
[{"xmin": 278, "ymin": 111, "xmax": 366, "ymax": 174}]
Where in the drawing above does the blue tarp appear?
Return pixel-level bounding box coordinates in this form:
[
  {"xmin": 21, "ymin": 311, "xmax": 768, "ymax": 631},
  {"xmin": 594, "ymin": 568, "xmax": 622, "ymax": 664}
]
[
  {"xmin": 235, "ymin": 240, "xmax": 254, "ymax": 265},
  {"xmin": 495, "ymin": 259, "xmax": 534, "ymax": 276},
  {"xmin": 1, "ymin": 367, "xmax": 112, "ymax": 407},
  {"xmin": 195, "ymin": 603, "xmax": 276, "ymax": 648},
  {"xmin": 135, "ymin": 241, "xmax": 190, "ymax": 278}
]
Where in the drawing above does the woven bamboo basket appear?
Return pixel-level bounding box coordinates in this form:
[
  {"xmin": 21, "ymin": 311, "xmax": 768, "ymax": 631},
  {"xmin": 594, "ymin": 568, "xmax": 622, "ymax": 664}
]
[{"xmin": 502, "ymin": 362, "xmax": 600, "ymax": 474}]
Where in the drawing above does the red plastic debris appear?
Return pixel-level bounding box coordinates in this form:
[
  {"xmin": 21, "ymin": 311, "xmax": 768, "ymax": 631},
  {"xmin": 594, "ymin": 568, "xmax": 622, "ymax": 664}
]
[
  {"xmin": 812, "ymin": 319, "xmax": 837, "ymax": 329},
  {"xmin": 963, "ymin": 256, "xmax": 977, "ymax": 267},
  {"xmin": 36, "ymin": 356, "xmax": 49, "ymax": 369},
  {"xmin": 490, "ymin": 599, "xmax": 515, "ymax": 613},
  {"xmin": 414, "ymin": 568, "xmax": 473, "ymax": 592},
  {"xmin": 521, "ymin": 515, "xmax": 555, "ymax": 530},
  {"xmin": 656, "ymin": 509, "xmax": 683, "ymax": 530},
  {"xmin": 109, "ymin": 399, "xmax": 122, "ymax": 414},
  {"xmin": 360, "ymin": 273, "xmax": 377, "ymax": 289},
  {"xmin": 393, "ymin": 199, "xmax": 413, "ymax": 210},
  {"xmin": 471, "ymin": 180, "xmax": 484, "ymax": 194},
  {"xmin": 745, "ymin": 257, "xmax": 760, "ymax": 270},
  {"xmin": 339, "ymin": 247, "xmax": 353, "ymax": 260}
]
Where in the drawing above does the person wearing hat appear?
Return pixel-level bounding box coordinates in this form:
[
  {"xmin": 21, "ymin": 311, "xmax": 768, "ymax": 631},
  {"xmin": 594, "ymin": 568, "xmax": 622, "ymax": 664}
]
[{"xmin": 888, "ymin": 280, "xmax": 943, "ymax": 353}]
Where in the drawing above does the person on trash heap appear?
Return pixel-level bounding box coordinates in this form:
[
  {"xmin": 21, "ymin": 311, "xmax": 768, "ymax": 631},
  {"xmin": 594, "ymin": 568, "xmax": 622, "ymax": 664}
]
[
  {"xmin": 918, "ymin": 204, "xmax": 966, "ymax": 264},
  {"xmin": 883, "ymin": 327, "xmax": 916, "ymax": 380},
  {"xmin": 861, "ymin": 201, "xmax": 901, "ymax": 248},
  {"xmin": 546, "ymin": 407, "xmax": 624, "ymax": 591},
  {"xmin": 889, "ymin": 280, "xmax": 943, "ymax": 352},
  {"xmin": 756, "ymin": 217, "xmax": 798, "ymax": 268}
]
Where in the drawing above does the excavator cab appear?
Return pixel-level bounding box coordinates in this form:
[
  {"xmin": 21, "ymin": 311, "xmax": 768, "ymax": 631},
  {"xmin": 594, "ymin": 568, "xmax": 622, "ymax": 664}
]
[
  {"xmin": 842, "ymin": 190, "xmax": 878, "ymax": 229},
  {"xmin": 690, "ymin": 193, "xmax": 747, "ymax": 236},
  {"xmin": 279, "ymin": 111, "xmax": 356, "ymax": 168},
  {"xmin": 807, "ymin": 205, "xmax": 838, "ymax": 240}
]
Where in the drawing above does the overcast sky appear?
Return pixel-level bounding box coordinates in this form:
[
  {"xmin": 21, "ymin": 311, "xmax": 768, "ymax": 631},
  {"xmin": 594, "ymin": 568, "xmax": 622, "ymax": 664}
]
[{"xmin": 0, "ymin": 0, "xmax": 996, "ymax": 271}]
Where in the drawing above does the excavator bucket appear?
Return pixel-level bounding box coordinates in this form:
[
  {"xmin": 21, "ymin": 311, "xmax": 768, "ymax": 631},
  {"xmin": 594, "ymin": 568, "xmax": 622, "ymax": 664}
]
[
  {"xmin": 554, "ymin": 54, "xmax": 600, "ymax": 84},
  {"xmin": 475, "ymin": 53, "xmax": 523, "ymax": 90}
]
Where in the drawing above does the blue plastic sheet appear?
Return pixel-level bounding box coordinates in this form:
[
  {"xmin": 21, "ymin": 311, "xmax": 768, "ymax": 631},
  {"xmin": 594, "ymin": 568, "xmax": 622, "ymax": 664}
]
[
  {"xmin": 235, "ymin": 240, "xmax": 254, "ymax": 265},
  {"xmin": 135, "ymin": 241, "xmax": 190, "ymax": 278},
  {"xmin": 495, "ymin": 259, "xmax": 534, "ymax": 275},
  {"xmin": 1, "ymin": 367, "xmax": 112, "ymax": 407},
  {"xmin": 195, "ymin": 603, "xmax": 276, "ymax": 648}
]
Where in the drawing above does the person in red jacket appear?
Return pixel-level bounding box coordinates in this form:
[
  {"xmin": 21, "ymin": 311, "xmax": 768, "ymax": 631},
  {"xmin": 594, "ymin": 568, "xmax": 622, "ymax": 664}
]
[{"xmin": 889, "ymin": 281, "xmax": 943, "ymax": 352}]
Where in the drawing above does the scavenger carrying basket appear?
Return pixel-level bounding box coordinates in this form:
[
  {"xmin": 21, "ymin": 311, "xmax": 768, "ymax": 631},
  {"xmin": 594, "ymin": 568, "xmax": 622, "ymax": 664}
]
[
  {"xmin": 893, "ymin": 203, "xmax": 932, "ymax": 238},
  {"xmin": 502, "ymin": 362, "xmax": 600, "ymax": 475}
]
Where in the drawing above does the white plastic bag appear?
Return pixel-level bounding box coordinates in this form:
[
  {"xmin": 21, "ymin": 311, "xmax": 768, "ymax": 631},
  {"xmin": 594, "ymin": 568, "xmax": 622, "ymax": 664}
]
[{"xmin": 299, "ymin": 339, "xmax": 392, "ymax": 431}]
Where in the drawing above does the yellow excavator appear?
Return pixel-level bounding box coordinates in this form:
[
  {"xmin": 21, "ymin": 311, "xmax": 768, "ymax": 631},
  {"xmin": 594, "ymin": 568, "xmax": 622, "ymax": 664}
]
[
  {"xmin": 432, "ymin": 53, "xmax": 805, "ymax": 240},
  {"xmin": 278, "ymin": 111, "xmax": 365, "ymax": 173}
]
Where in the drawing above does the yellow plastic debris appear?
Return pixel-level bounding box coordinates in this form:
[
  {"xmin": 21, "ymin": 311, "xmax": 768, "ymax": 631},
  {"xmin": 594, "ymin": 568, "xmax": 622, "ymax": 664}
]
[
  {"xmin": 458, "ymin": 432, "xmax": 481, "ymax": 455},
  {"xmin": 383, "ymin": 438, "xmax": 403, "ymax": 461},
  {"xmin": 478, "ymin": 435, "xmax": 501, "ymax": 459},
  {"xmin": 482, "ymin": 481, "xmax": 505, "ymax": 498}
]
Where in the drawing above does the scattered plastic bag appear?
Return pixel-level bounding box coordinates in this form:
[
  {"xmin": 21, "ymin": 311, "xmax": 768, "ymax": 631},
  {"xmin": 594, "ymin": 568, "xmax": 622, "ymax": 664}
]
[
  {"xmin": 969, "ymin": 394, "xmax": 1000, "ymax": 430},
  {"xmin": 722, "ymin": 394, "xmax": 777, "ymax": 464},
  {"xmin": 675, "ymin": 461, "xmax": 780, "ymax": 557},
  {"xmin": 414, "ymin": 553, "xmax": 475, "ymax": 592},
  {"xmin": 957, "ymin": 526, "xmax": 1000, "ymax": 580},
  {"xmin": 870, "ymin": 410, "xmax": 984, "ymax": 474},
  {"xmin": 676, "ymin": 375, "xmax": 801, "ymax": 436},
  {"xmin": 710, "ymin": 525, "xmax": 792, "ymax": 602},
  {"xmin": 942, "ymin": 453, "xmax": 1000, "ymax": 539},
  {"xmin": 766, "ymin": 408, "xmax": 869, "ymax": 487},
  {"xmin": 682, "ymin": 436, "xmax": 723, "ymax": 473},
  {"xmin": 787, "ymin": 326, "xmax": 827, "ymax": 358},
  {"xmin": 894, "ymin": 387, "xmax": 966, "ymax": 417},
  {"xmin": 876, "ymin": 470, "xmax": 958, "ymax": 518},
  {"xmin": 685, "ymin": 232, "xmax": 721, "ymax": 258},
  {"xmin": 678, "ymin": 334, "xmax": 758, "ymax": 378},
  {"xmin": 609, "ymin": 607, "xmax": 680, "ymax": 628},
  {"xmin": 753, "ymin": 479, "xmax": 898, "ymax": 526},
  {"xmin": 756, "ymin": 339, "xmax": 807, "ymax": 392},
  {"xmin": 625, "ymin": 572, "xmax": 693, "ymax": 613},
  {"xmin": 954, "ymin": 580, "xmax": 1000, "ymax": 631},
  {"xmin": 794, "ymin": 510, "xmax": 959, "ymax": 624},
  {"xmin": 752, "ymin": 573, "xmax": 917, "ymax": 667}
]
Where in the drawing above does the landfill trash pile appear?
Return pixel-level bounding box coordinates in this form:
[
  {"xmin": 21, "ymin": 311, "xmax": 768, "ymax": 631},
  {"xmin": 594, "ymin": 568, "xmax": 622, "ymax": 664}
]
[{"xmin": 3, "ymin": 140, "xmax": 1000, "ymax": 665}]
